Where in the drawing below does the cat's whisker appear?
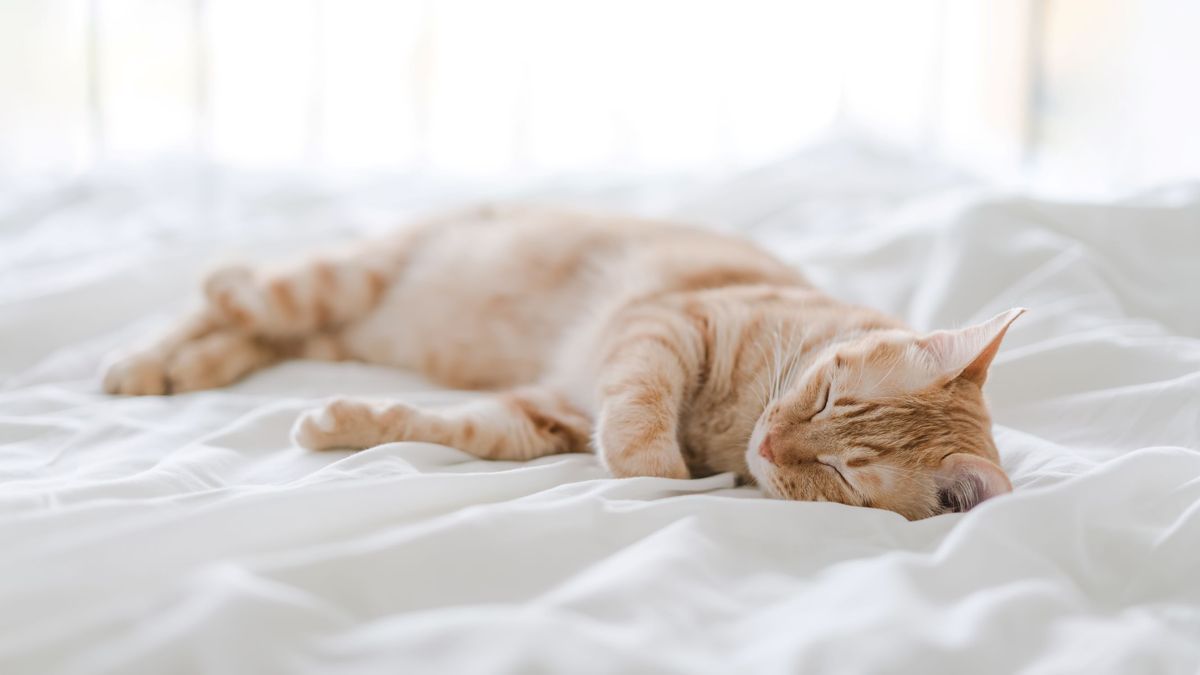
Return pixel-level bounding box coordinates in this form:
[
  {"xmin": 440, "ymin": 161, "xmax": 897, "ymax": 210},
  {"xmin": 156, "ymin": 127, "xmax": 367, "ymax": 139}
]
[
  {"xmin": 773, "ymin": 326, "xmax": 798, "ymax": 394},
  {"xmin": 744, "ymin": 328, "xmax": 782, "ymax": 420},
  {"xmin": 871, "ymin": 353, "xmax": 902, "ymax": 392},
  {"xmin": 768, "ymin": 328, "xmax": 788, "ymax": 403}
]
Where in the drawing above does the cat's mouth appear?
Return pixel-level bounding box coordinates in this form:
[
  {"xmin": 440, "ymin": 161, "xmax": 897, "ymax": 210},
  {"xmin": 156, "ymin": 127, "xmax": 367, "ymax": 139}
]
[{"xmin": 744, "ymin": 426, "xmax": 777, "ymax": 492}]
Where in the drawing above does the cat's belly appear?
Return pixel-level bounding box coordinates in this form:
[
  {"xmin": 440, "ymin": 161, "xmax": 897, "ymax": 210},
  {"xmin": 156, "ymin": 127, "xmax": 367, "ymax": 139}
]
[
  {"xmin": 337, "ymin": 218, "xmax": 611, "ymax": 389},
  {"xmin": 339, "ymin": 284, "xmax": 570, "ymax": 389}
]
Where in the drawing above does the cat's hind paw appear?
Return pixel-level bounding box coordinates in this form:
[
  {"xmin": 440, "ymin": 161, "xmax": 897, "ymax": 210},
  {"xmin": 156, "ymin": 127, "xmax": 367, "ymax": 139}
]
[
  {"xmin": 102, "ymin": 351, "xmax": 169, "ymax": 396},
  {"xmin": 203, "ymin": 264, "xmax": 262, "ymax": 331}
]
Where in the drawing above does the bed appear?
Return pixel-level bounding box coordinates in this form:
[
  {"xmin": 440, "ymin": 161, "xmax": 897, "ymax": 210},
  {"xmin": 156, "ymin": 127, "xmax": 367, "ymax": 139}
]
[{"xmin": 3, "ymin": 144, "xmax": 1199, "ymax": 673}]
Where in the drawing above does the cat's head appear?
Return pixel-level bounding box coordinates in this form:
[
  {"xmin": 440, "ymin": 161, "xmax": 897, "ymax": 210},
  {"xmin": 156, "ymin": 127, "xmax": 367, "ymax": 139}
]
[{"xmin": 746, "ymin": 308, "xmax": 1025, "ymax": 520}]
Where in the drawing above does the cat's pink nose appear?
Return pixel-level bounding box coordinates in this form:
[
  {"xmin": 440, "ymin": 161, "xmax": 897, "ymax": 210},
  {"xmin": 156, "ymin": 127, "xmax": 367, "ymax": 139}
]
[{"xmin": 759, "ymin": 436, "xmax": 776, "ymax": 464}]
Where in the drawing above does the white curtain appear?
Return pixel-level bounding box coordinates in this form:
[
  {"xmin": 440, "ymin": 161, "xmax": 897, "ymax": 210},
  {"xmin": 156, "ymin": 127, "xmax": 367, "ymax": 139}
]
[{"xmin": 2, "ymin": 0, "xmax": 1197, "ymax": 195}]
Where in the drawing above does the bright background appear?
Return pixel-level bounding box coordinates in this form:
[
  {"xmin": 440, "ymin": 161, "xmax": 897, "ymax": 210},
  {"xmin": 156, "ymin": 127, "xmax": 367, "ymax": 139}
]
[{"xmin": 3, "ymin": 0, "xmax": 1199, "ymax": 198}]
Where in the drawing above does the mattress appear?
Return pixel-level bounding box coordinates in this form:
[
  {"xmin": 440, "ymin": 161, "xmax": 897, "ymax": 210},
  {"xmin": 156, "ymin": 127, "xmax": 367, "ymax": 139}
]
[{"xmin": 3, "ymin": 145, "xmax": 1199, "ymax": 674}]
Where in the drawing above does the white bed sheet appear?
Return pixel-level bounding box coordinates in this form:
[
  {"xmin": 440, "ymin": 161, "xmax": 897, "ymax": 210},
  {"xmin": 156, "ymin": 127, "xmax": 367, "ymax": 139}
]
[{"xmin": 3, "ymin": 147, "xmax": 1199, "ymax": 674}]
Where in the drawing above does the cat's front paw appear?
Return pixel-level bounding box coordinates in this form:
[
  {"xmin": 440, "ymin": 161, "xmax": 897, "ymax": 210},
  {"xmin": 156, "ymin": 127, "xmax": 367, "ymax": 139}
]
[
  {"xmin": 102, "ymin": 351, "xmax": 169, "ymax": 395},
  {"xmin": 596, "ymin": 408, "xmax": 691, "ymax": 480},
  {"xmin": 293, "ymin": 398, "xmax": 413, "ymax": 451},
  {"xmin": 292, "ymin": 404, "xmax": 341, "ymax": 450}
]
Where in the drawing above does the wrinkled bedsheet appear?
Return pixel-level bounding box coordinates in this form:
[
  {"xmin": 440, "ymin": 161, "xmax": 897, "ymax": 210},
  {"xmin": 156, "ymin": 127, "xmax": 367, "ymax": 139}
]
[{"xmin": 2, "ymin": 148, "xmax": 1199, "ymax": 674}]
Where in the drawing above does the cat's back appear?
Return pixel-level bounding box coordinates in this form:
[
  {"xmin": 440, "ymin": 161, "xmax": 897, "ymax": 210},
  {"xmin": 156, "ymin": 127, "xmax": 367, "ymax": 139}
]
[
  {"xmin": 340, "ymin": 205, "xmax": 805, "ymax": 388},
  {"xmin": 459, "ymin": 204, "xmax": 808, "ymax": 295},
  {"xmin": 374, "ymin": 203, "xmax": 807, "ymax": 314}
]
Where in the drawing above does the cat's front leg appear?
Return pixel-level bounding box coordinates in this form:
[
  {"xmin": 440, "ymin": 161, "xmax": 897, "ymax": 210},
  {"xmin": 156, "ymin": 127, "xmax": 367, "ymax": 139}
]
[
  {"xmin": 293, "ymin": 387, "xmax": 591, "ymax": 460},
  {"xmin": 592, "ymin": 317, "xmax": 702, "ymax": 481},
  {"xmin": 596, "ymin": 396, "xmax": 690, "ymax": 480}
]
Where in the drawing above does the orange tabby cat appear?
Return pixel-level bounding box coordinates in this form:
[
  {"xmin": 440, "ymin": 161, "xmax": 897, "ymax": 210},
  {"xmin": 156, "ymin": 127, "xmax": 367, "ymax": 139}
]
[{"xmin": 103, "ymin": 205, "xmax": 1024, "ymax": 519}]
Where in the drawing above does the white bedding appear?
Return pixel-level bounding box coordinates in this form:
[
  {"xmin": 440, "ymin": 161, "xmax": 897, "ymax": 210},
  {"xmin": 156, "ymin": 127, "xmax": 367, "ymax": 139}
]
[{"xmin": 3, "ymin": 148, "xmax": 1199, "ymax": 674}]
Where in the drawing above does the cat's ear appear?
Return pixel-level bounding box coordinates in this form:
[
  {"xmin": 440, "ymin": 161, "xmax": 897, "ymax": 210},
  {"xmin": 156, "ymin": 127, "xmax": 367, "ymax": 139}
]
[
  {"xmin": 934, "ymin": 454, "xmax": 1012, "ymax": 513},
  {"xmin": 920, "ymin": 308, "xmax": 1026, "ymax": 386}
]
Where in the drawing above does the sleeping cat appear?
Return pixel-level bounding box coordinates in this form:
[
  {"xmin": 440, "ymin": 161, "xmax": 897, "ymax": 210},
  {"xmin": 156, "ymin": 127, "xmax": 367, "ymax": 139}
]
[{"xmin": 103, "ymin": 205, "xmax": 1024, "ymax": 520}]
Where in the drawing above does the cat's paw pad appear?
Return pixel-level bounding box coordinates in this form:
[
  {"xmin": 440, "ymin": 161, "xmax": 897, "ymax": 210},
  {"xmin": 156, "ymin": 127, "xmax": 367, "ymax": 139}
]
[{"xmin": 102, "ymin": 351, "xmax": 169, "ymax": 396}]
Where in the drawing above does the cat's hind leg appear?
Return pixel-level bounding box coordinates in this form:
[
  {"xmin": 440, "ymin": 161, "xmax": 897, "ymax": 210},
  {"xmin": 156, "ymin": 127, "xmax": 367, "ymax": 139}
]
[
  {"xmin": 103, "ymin": 306, "xmax": 226, "ymax": 395},
  {"xmin": 103, "ymin": 314, "xmax": 348, "ymax": 395},
  {"xmin": 100, "ymin": 270, "xmax": 357, "ymax": 395},
  {"xmin": 293, "ymin": 387, "xmax": 592, "ymax": 460},
  {"xmin": 103, "ymin": 233, "xmax": 413, "ymax": 395},
  {"xmin": 202, "ymin": 246, "xmax": 398, "ymax": 340}
]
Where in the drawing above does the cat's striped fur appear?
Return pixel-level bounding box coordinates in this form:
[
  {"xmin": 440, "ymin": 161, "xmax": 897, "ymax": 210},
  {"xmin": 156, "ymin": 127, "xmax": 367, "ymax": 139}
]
[{"xmin": 104, "ymin": 206, "xmax": 1023, "ymax": 519}]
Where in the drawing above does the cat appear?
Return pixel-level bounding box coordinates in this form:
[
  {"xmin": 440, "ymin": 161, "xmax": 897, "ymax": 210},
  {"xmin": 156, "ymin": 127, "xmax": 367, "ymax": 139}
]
[{"xmin": 103, "ymin": 205, "xmax": 1024, "ymax": 520}]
